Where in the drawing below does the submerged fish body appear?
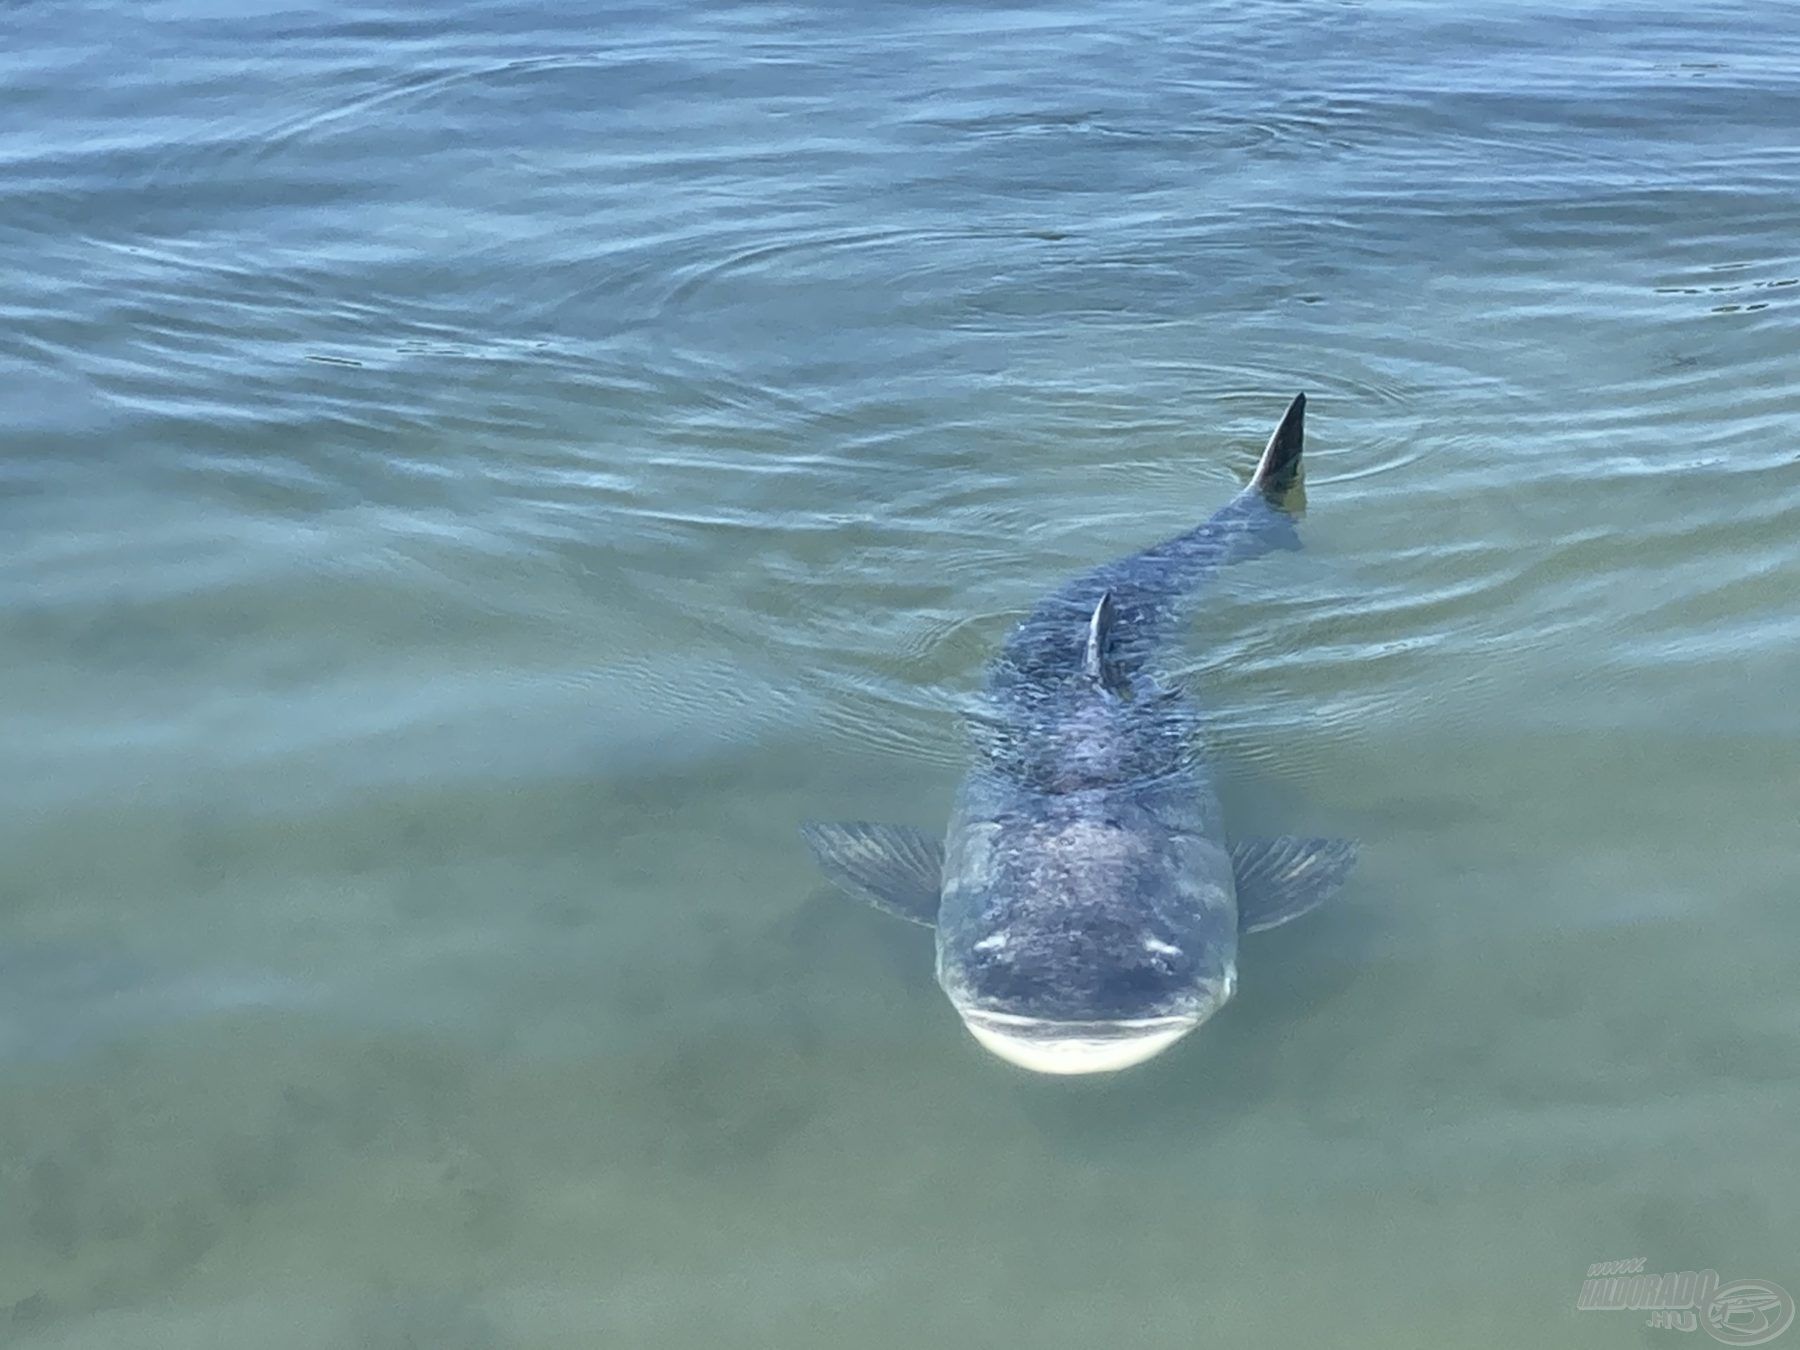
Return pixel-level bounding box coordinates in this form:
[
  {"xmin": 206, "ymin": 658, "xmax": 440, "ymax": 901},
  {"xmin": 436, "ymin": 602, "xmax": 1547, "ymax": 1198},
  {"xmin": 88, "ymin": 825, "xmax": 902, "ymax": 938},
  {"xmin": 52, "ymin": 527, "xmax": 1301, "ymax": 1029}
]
[{"xmin": 803, "ymin": 395, "xmax": 1357, "ymax": 1075}]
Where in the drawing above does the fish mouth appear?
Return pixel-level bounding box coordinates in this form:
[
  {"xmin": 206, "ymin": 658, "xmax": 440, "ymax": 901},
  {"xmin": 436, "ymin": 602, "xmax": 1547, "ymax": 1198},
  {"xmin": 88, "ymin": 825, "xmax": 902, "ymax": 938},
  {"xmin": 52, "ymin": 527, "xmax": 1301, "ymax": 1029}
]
[{"xmin": 955, "ymin": 1008, "xmax": 1203, "ymax": 1076}]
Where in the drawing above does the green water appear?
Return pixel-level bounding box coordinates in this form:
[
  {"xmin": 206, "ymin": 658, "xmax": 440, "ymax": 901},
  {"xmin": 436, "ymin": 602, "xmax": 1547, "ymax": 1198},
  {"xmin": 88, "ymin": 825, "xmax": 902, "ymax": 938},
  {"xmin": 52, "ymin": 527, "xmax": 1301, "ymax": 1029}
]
[{"xmin": 2, "ymin": 0, "xmax": 1798, "ymax": 1345}]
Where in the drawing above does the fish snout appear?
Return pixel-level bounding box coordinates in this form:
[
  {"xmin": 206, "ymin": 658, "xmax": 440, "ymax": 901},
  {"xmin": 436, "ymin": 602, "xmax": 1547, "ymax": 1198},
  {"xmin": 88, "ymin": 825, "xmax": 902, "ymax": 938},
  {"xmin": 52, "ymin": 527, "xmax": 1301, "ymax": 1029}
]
[
  {"xmin": 953, "ymin": 1007, "xmax": 1204, "ymax": 1075},
  {"xmin": 951, "ymin": 966, "xmax": 1236, "ymax": 1075}
]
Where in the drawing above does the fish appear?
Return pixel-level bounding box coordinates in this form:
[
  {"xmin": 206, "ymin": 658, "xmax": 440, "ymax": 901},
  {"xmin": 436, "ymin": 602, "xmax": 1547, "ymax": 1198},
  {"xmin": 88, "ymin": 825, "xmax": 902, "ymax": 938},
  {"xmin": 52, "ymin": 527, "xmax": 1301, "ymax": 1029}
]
[{"xmin": 802, "ymin": 394, "xmax": 1356, "ymax": 1074}]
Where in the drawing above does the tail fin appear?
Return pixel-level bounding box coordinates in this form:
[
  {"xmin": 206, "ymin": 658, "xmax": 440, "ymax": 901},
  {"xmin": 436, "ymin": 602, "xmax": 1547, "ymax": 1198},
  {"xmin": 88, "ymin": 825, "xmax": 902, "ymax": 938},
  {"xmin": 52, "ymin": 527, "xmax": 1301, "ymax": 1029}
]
[{"xmin": 1248, "ymin": 392, "xmax": 1305, "ymax": 502}]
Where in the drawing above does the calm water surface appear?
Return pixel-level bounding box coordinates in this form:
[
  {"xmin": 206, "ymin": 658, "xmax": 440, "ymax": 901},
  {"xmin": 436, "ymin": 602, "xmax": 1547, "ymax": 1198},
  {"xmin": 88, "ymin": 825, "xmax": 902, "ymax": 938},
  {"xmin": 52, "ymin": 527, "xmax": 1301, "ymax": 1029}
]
[{"xmin": 2, "ymin": 0, "xmax": 1797, "ymax": 1345}]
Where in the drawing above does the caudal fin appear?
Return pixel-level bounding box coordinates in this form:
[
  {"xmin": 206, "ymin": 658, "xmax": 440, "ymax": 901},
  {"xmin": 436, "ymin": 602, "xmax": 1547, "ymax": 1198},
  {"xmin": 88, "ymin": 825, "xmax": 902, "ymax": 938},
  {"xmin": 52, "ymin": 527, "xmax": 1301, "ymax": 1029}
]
[{"xmin": 1248, "ymin": 392, "xmax": 1305, "ymax": 501}]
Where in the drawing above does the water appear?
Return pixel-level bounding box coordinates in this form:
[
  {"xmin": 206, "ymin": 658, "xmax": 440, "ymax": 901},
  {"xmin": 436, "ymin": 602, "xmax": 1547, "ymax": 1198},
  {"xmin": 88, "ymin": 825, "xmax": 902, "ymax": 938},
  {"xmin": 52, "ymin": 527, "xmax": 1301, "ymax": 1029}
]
[{"xmin": 2, "ymin": 0, "xmax": 1797, "ymax": 1343}]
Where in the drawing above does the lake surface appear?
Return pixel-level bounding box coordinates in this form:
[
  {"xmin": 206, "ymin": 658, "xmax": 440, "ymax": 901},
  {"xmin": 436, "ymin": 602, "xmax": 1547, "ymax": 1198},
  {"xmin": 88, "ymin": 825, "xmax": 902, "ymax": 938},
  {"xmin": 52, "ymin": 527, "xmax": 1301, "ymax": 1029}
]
[{"xmin": 2, "ymin": 0, "xmax": 1797, "ymax": 1345}]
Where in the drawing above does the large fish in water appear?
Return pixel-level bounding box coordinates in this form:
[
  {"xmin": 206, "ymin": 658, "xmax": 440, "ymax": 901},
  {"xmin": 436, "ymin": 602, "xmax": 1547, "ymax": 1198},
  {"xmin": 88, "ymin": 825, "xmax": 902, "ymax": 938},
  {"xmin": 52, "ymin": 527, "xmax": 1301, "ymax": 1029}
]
[{"xmin": 802, "ymin": 394, "xmax": 1355, "ymax": 1075}]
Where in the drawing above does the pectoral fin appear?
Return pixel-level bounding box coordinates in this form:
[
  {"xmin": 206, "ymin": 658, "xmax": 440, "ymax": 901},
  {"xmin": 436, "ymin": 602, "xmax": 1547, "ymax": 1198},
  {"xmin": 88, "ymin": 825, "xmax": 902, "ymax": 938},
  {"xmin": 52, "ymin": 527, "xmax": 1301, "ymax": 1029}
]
[
  {"xmin": 1232, "ymin": 836, "xmax": 1357, "ymax": 934},
  {"xmin": 799, "ymin": 821, "xmax": 943, "ymax": 927}
]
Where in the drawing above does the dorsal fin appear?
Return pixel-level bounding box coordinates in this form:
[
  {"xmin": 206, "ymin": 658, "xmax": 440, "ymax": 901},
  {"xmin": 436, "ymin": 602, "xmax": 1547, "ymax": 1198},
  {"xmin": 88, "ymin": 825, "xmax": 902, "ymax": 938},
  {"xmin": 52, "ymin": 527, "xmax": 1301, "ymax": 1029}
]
[
  {"xmin": 1082, "ymin": 590, "xmax": 1128, "ymax": 694},
  {"xmin": 1248, "ymin": 392, "xmax": 1305, "ymax": 500}
]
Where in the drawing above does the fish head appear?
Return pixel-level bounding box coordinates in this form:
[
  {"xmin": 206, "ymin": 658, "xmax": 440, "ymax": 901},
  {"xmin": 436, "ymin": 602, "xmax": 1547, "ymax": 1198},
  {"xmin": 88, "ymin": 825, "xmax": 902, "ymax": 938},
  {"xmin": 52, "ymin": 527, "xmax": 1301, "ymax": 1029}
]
[{"xmin": 936, "ymin": 816, "xmax": 1238, "ymax": 1075}]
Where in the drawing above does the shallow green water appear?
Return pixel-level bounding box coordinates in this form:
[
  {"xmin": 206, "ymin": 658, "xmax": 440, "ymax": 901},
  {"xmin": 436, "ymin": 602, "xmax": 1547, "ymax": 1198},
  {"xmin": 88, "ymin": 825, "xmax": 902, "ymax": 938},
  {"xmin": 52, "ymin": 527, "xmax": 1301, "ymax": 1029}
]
[{"xmin": 2, "ymin": 0, "xmax": 1798, "ymax": 1345}]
